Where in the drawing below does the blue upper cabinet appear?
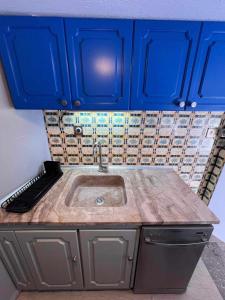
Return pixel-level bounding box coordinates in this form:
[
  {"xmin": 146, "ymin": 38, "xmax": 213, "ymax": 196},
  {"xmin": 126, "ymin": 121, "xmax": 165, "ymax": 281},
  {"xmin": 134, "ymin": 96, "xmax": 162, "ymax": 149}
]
[
  {"xmin": 1, "ymin": 17, "xmax": 225, "ymax": 111},
  {"xmin": 188, "ymin": 23, "xmax": 225, "ymax": 111},
  {"xmin": 131, "ymin": 21, "xmax": 201, "ymax": 110},
  {"xmin": 0, "ymin": 17, "xmax": 71, "ymax": 109},
  {"xmin": 65, "ymin": 19, "xmax": 133, "ymax": 110}
]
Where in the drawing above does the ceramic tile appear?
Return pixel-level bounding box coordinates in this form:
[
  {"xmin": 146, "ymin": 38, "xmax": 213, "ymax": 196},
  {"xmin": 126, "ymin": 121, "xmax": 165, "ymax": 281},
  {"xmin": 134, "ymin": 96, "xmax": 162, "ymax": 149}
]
[
  {"xmin": 81, "ymin": 127, "xmax": 92, "ymax": 136},
  {"xmin": 67, "ymin": 156, "xmax": 79, "ymax": 164},
  {"xmin": 81, "ymin": 137, "xmax": 93, "ymax": 146},
  {"xmin": 51, "ymin": 147, "xmax": 64, "ymax": 155},
  {"xmin": 127, "ymin": 138, "xmax": 139, "ymax": 146},
  {"xmin": 65, "ymin": 137, "xmax": 77, "ymax": 145},
  {"xmin": 49, "ymin": 136, "xmax": 62, "ymax": 145},
  {"xmin": 44, "ymin": 111, "xmax": 224, "ymax": 193},
  {"xmin": 127, "ymin": 147, "xmax": 139, "ymax": 155},
  {"xmin": 141, "ymin": 147, "xmax": 153, "ymax": 155},
  {"xmin": 156, "ymin": 148, "xmax": 168, "ymax": 155},
  {"xmin": 67, "ymin": 147, "xmax": 79, "ymax": 155},
  {"xmin": 112, "ymin": 147, "xmax": 124, "ymax": 155},
  {"xmin": 143, "ymin": 138, "xmax": 154, "ymax": 146},
  {"xmin": 112, "ymin": 127, "xmax": 125, "ymax": 135},
  {"xmin": 96, "ymin": 127, "xmax": 109, "ymax": 135},
  {"xmin": 129, "ymin": 116, "xmax": 142, "ymax": 126},
  {"xmin": 128, "ymin": 127, "xmax": 141, "ymax": 136},
  {"xmin": 145, "ymin": 116, "xmax": 158, "ymax": 126},
  {"xmin": 64, "ymin": 126, "xmax": 75, "ymax": 135}
]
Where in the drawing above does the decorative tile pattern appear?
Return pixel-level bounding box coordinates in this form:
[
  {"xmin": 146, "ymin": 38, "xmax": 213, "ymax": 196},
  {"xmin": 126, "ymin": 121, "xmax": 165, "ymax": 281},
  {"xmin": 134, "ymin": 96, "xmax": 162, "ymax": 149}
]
[
  {"xmin": 198, "ymin": 114, "xmax": 225, "ymax": 204},
  {"xmin": 44, "ymin": 111, "xmax": 224, "ymax": 193}
]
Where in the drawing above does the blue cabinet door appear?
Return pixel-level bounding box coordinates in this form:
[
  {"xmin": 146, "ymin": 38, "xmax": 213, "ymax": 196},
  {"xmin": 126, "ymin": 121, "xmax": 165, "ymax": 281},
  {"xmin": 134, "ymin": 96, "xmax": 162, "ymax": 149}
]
[
  {"xmin": 188, "ymin": 23, "xmax": 225, "ymax": 111},
  {"xmin": 0, "ymin": 17, "xmax": 71, "ymax": 109},
  {"xmin": 131, "ymin": 21, "xmax": 201, "ymax": 111},
  {"xmin": 65, "ymin": 19, "xmax": 133, "ymax": 110}
]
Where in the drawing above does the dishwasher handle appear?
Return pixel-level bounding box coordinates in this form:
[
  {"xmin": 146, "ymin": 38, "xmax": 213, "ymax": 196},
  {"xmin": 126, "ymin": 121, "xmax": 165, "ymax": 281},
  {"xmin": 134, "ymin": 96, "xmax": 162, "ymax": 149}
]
[{"xmin": 144, "ymin": 237, "xmax": 208, "ymax": 247}]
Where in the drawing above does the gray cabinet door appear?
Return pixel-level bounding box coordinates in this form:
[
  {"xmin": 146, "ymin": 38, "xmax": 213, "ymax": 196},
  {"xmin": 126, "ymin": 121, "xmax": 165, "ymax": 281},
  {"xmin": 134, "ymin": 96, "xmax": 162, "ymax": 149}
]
[
  {"xmin": 15, "ymin": 230, "xmax": 83, "ymax": 290},
  {"xmin": 80, "ymin": 229, "xmax": 137, "ymax": 289},
  {"xmin": 0, "ymin": 231, "xmax": 35, "ymax": 290}
]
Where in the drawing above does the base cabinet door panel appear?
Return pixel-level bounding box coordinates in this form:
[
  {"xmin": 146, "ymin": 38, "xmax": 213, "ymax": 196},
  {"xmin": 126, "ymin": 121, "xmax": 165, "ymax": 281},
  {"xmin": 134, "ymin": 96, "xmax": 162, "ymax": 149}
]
[
  {"xmin": 80, "ymin": 229, "xmax": 137, "ymax": 290},
  {"xmin": 15, "ymin": 231, "xmax": 83, "ymax": 290},
  {"xmin": 0, "ymin": 231, "xmax": 35, "ymax": 290},
  {"xmin": 131, "ymin": 21, "xmax": 201, "ymax": 110}
]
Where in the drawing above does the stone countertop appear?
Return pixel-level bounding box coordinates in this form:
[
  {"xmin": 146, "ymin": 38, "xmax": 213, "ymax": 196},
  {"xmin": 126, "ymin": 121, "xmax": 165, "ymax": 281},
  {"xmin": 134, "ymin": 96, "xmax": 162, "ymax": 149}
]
[{"xmin": 0, "ymin": 167, "xmax": 219, "ymax": 225}]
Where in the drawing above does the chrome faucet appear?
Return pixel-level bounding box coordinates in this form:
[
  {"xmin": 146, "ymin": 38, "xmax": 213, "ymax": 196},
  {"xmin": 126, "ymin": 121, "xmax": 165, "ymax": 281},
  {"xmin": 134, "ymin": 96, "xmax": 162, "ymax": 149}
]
[{"xmin": 93, "ymin": 141, "xmax": 108, "ymax": 173}]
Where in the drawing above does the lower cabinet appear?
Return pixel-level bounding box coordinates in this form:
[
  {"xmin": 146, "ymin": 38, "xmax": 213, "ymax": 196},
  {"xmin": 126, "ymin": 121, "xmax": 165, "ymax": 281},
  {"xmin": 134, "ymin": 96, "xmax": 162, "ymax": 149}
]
[
  {"xmin": 0, "ymin": 231, "xmax": 34, "ymax": 290},
  {"xmin": 15, "ymin": 231, "xmax": 83, "ymax": 290},
  {"xmin": 80, "ymin": 230, "xmax": 137, "ymax": 289},
  {"xmin": 0, "ymin": 229, "xmax": 138, "ymax": 291}
]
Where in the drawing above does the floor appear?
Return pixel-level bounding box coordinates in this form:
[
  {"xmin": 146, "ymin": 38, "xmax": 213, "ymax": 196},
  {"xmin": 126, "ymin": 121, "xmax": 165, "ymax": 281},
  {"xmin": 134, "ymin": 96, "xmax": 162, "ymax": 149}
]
[
  {"xmin": 202, "ymin": 235, "xmax": 225, "ymax": 299},
  {"xmin": 17, "ymin": 259, "xmax": 222, "ymax": 300}
]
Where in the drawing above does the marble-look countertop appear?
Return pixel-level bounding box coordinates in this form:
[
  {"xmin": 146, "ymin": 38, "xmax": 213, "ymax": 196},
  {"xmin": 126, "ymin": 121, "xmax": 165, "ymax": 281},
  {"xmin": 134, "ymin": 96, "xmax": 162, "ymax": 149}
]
[{"xmin": 0, "ymin": 167, "xmax": 219, "ymax": 225}]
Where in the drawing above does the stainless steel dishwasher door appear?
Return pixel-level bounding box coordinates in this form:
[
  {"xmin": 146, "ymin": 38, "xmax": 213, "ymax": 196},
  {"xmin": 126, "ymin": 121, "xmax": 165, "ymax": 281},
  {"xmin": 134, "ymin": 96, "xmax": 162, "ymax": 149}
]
[{"xmin": 133, "ymin": 226, "xmax": 213, "ymax": 294}]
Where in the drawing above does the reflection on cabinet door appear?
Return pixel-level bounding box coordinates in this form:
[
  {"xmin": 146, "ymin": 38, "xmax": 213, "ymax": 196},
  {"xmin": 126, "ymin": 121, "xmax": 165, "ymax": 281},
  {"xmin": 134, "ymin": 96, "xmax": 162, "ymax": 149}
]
[
  {"xmin": 0, "ymin": 231, "xmax": 35, "ymax": 290},
  {"xmin": 16, "ymin": 231, "xmax": 83, "ymax": 290},
  {"xmin": 65, "ymin": 19, "xmax": 132, "ymax": 110},
  {"xmin": 80, "ymin": 229, "xmax": 137, "ymax": 290}
]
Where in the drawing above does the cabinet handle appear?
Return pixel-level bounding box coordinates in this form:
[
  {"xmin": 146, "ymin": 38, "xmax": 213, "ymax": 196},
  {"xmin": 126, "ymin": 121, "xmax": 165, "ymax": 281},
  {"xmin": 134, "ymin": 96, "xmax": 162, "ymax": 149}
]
[
  {"xmin": 190, "ymin": 101, "xmax": 197, "ymax": 108},
  {"xmin": 73, "ymin": 100, "xmax": 81, "ymax": 107},
  {"xmin": 128, "ymin": 256, "xmax": 133, "ymax": 261},
  {"xmin": 60, "ymin": 99, "xmax": 68, "ymax": 107},
  {"xmin": 144, "ymin": 237, "xmax": 208, "ymax": 247},
  {"xmin": 178, "ymin": 101, "xmax": 185, "ymax": 108},
  {"xmin": 72, "ymin": 256, "xmax": 77, "ymax": 262}
]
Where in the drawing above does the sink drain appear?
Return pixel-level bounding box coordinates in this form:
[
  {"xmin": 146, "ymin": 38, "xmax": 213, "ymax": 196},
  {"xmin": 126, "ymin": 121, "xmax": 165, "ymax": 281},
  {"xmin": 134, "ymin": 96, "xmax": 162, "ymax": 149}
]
[{"xmin": 96, "ymin": 197, "xmax": 104, "ymax": 206}]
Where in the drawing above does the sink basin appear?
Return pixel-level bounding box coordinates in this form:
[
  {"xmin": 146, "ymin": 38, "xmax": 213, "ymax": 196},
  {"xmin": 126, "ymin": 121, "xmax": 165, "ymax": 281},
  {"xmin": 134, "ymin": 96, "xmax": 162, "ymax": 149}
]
[{"xmin": 65, "ymin": 175, "xmax": 127, "ymax": 207}]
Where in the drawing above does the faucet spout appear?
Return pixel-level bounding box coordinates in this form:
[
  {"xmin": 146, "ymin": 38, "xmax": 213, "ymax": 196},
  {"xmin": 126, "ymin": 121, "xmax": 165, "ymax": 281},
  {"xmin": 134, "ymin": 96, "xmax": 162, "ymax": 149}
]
[{"xmin": 93, "ymin": 141, "xmax": 108, "ymax": 173}]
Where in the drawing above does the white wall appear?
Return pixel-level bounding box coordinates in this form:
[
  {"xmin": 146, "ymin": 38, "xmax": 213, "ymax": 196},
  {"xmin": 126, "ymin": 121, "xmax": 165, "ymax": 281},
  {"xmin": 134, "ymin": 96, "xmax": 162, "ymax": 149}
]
[
  {"xmin": 209, "ymin": 166, "xmax": 225, "ymax": 242},
  {"xmin": 0, "ymin": 0, "xmax": 225, "ymax": 21},
  {"xmin": 0, "ymin": 61, "xmax": 50, "ymax": 299},
  {"xmin": 0, "ymin": 63, "xmax": 51, "ymax": 200}
]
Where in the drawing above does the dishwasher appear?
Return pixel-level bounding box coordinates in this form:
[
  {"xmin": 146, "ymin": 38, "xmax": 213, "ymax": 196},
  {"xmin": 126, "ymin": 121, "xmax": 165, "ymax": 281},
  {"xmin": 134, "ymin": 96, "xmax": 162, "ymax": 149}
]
[{"xmin": 133, "ymin": 225, "xmax": 213, "ymax": 294}]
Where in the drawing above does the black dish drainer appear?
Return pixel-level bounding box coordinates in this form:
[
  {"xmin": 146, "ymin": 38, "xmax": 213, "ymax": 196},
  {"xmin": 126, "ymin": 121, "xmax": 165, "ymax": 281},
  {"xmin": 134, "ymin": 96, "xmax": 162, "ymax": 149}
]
[{"xmin": 1, "ymin": 161, "xmax": 63, "ymax": 213}]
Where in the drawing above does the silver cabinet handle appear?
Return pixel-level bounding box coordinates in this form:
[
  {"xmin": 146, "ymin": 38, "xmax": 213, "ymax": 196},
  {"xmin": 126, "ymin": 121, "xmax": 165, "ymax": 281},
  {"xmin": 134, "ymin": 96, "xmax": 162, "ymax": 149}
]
[
  {"xmin": 144, "ymin": 237, "xmax": 208, "ymax": 247},
  {"xmin": 60, "ymin": 99, "xmax": 67, "ymax": 106},
  {"xmin": 191, "ymin": 101, "xmax": 197, "ymax": 108},
  {"xmin": 73, "ymin": 100, "xmax": 81, "ymax": 107},
  {"xmin": 72, "ymin": 256, "xmax": 77, "ymax": 262},
  {"xmin": 128, "ymin": 256, "xmax": 133, "ymax": 261},
  {"xmin": 178, "ymin": 101, "xmax": 185, "ymax": 108}
]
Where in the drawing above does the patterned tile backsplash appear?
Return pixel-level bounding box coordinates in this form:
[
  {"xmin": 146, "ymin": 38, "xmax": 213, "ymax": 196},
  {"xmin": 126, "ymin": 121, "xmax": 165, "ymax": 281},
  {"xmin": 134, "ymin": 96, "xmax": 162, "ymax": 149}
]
[
  {"xmin": 198, "ymin": 114, "xmax": 225, "ymax": 203},
  {"xmin": 44, "ymin": 111, "xmax": 224, "ymax": 193}
]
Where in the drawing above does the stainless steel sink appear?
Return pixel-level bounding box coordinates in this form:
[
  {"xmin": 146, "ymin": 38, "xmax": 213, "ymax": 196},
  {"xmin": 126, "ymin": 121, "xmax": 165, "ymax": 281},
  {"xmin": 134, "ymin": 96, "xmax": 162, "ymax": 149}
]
[{"xmin": 65, "ymin": 175, "xmax": 127, "ymax": 207}]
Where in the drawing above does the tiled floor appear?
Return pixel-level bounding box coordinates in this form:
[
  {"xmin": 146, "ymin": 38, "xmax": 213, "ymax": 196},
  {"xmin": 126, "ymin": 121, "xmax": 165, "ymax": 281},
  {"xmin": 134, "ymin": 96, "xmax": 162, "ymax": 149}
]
[
  {"xmin": 17, "ymin": 260, "xmax": 222, "ymax": 300},
  {"xmin": 202, "ymin": 235, "xmax": 225, "ymax": 299}
]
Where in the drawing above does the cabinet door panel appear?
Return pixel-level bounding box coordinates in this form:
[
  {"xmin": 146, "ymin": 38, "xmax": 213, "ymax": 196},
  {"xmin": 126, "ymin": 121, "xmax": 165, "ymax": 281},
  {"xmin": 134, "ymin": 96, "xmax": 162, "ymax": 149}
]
[
  {"xmin": 0, "ymin": 231, "xmax": 35, "ymax": 290},
  {"xmin": 131, "ymin": 21, "xmax": 201, "ymax": 110},
  {"xmin": 0, "ymin": 16, "xmax": 71, "ymax": 109},
  {"xmin": 16, "ymin": 231, "xmax": 83, "ymax": 290},
  {"xmin": 188, "ymin": 23, "xmax": 225, "ymax": 110},
  {"xmin": 80, "ymin": 230, "xmax": 137, "ymax": 289},
  {"xmin": 65, "ymin": 19, "xmax": 132, "ymax": 110}
]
